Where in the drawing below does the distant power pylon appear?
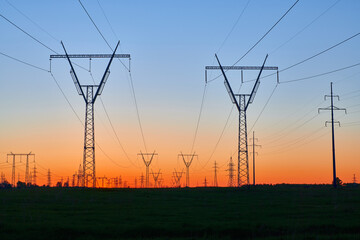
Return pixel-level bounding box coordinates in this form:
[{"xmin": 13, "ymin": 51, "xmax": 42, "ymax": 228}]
[
  {"xmin": 179, "ymin": 152, "xmax": 197, "ymax": 187},
  {"xmin": 138, "ymin": 151, "xmax": 157, "ymax": 188},
  {"xmin": 151, "ymin": 169, "xmax": 161, "ymax": 188},
  {"xmin": 25, "ymin": 152, "xmax": 35, "ymax": 184},
  {"xmin": 47, "ymin": 169, "xmax": 51, "ymax": 187},
  {"xmin": 249, "ymin": 131, "xmax": 261, "ymax": 185},
  {"xmin": 318, "ymin": 82, "xmax": 346, "ymax": 188},
  {"xmin": 226, "ymin": 157, "xmax": 235, "ymax": 187},
  {"xmin": 172, "ymin": 169, "xmax": 184, "ymax": 187},
  {"xmin": 32, "ymin": 163, "xmax": 37, "ymax": 185},
  {"xmin": 7, "ymin": 152, "xmax": 34, "ymax": 186},
  {"xmin": 134, "ymin": 177, "xmax": 137, "ymax": 188},
  {"xmin": 207, "ymin": 55, "xmax": 278, "ymax": 187},
  {"xmin": 140, "ymin": 173, "xmax": 145, "ymax": 188},
  {"xmin": 213, "ymin": 161, "xmax": 219, "ymax": 187},
  {"xmin": 203, "ymin": 177, "xmax": 208, "ymax": 187},
  {"xmin": 353, "ymin": 174, "xmax": 357, "ymax": 184},
  {"xmin": 51, "ymin": 41, "xmax": 130, "ymax": 188},
  {"xmin": 98, "ymin": 176, "xmax": 107, "ymax": 188}
]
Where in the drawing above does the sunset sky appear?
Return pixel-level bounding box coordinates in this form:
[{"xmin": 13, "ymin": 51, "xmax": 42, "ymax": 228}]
[{"xmin": 0, "ymin": 0, "xmax": 359, "ymax": 187}]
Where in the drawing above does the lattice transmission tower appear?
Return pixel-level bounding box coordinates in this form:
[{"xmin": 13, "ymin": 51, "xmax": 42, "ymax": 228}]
[
  {"xmin": 226, "ymin": 157, "xmax": 235, "ymax": 187},
  {"xmin": 50, "ymin": 41, "xmax": 130, "ymax": 188},
  {"xmin": 138, "ymin": 151, "xmax": 157, "ymax": 188},
  {"xmin": 206, "ymin": 54, "xmax": 278, "ymax": 187},
  {"xmin": 213, "ymin": 161, "xmax": 218, "ymax": 187},
  {"xmin": 179, "ymin": 152, "xmax": 197, "ymax": 187},
  {"xmin": 7, "ymin": 152, "xmax": 34, "ymax": 186}
]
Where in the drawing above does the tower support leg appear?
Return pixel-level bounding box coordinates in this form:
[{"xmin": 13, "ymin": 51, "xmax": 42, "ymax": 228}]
[{"xmin": 83, "ymin": 86, "xmax": 96, "ymax": 188}]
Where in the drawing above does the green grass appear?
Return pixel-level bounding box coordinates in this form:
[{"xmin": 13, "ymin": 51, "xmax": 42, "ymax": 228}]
[{"xmin": 0, "ymin": 185, "xmax": 359, "ymax": 239}]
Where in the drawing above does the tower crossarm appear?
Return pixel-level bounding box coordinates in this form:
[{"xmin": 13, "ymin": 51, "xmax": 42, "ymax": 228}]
[{"xmin": 50, "ymin": 54, "xmax": 130, "ymax": 59}]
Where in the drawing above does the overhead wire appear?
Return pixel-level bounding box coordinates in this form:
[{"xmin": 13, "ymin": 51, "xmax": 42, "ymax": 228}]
[
  {"xmin": 78, "ymin": 0, "xmax": 148, "ymax": 153},
  {"xmin": 208, "ymin": 0, "xmax": 300, "ymax": 83},
  {"xmin": 89, "ymin": 72, "xmax": 139, "ymax": 168},
  {"xmin": 216, "ymin": 0, "xmax": 251, "ymax": 54},
  {"xmin": 270, "ymin": 0, "xmax": 341, "ymax": 54},
  {"xmin": 0, "ymin": 12, "xmax": 88, "ymax": 71},
  {"xmin": 4, "ymin": 0, "xmax": 60, "ymax": 42},
  {"xmin": 280, "ymin": 62, "xmax": 360, "ymax": 84},
  {"xmin": 0, "ymin": 51, "xmax": 49, "ymax": 72},
  {"xmin": 249, "ymin": 83, "xmax": 279, "ymax": 133}
]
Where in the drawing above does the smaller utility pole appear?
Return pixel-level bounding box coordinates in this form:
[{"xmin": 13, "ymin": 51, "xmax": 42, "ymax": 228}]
[
  {"xmin": 179, "ymin": 152, "xmax": 197, "ymax": 187},
  {"xmin": 249, "ymin": 131, "xmax": 261, "ymax": 185},
  {"xmin": 138, "ymin": 151, "xmax": 157, "ymax": 188},
  {"xmin": 318, "ymin": 82, "xmax": 346, "ymax": 188},
  {"xmin": 213, "ymin": 161, "xmax": 219, "ymax": 187}
]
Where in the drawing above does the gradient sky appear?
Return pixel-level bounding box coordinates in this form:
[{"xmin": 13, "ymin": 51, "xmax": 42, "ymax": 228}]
[{"xmin": 0, "ymin": 0, "xmax": 359, "ymax": 187}]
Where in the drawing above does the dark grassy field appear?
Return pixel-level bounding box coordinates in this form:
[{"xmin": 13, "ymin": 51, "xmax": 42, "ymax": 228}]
[{"xmin": 0, "ymin": 185, "xmax": 359, "ymax": 239}]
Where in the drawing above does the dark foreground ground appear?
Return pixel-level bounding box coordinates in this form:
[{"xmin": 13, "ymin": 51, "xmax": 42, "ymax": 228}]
[{"xmin": 0, "ymin": 185, "xmax": 359, "ymax": 239}]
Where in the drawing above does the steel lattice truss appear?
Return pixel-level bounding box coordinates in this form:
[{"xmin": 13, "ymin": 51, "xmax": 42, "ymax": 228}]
[
  {"xmin": 238, "ymin": 95, "xmax": 249, "ymax": 186},
  {"xmin": 83, "ymin": 86, "xmax": 95, "ymax": 187}
]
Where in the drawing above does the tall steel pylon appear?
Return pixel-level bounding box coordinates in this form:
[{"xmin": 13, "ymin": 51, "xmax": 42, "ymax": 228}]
[
  {"xmin": 318, "ymin": 82, "xmax": 346, "ymax": 188},
  {"xmin": 50, "ymin": 41, "xmax": 130, "ymax": 188},
  {"xmin": 226, "ymin": 157, "xmax": 235, "ymax": 187},
  {"xmin": 138, "ymin": 151, "xmax": 157, "ymax": 188},
  {"xmin": 179, "ymin": 152, "xmax": 197, "ymax": 187},
  {"xmin": 206, "ymin": 55, "xmax": 278, "ymax": 187}
]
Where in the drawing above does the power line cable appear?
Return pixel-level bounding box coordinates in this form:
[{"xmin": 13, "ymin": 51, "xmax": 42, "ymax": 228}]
[
  {"xmin": 216, "ymin": 0, "xmax": 251, "ymax": 54},
  {"xmin": 270, "ymin": 0, "xmax": 341, "ymax": 54},
  {"xmin": 249, "ymin": 83, "xmax": 279, "ymax": 133},
  {"xmin": 0, "ymin": 13, "xmax": 88, "ymax": 71},
  {"xmin": 190, "ymin": 83, "xmax": 207, "ymax": 153},
  {"xmin": 281, "ymin": 32, "xmax": 360, "ymax": 73},
  {"xmin": 241, "ymin": 32, "xmax": 360, "ymax": 84},
  {"xmin": 4, "ymin": 0, "xmax": 60, "ymax": 42},
  {"xmin": 209, "ymin": 0, "xmax": 300, "ymax": 82},
  {"xmin": 96, "ymin": 0, "xmax": 119, "ymax": 40},
  {"xmin": 281, "ymin": 62, "xmax": 360, "ymax": 84},
  {"xmin": 0, "ymin": 51, "xmax": 49, "ymax": 72},
  {"xmin": 233, "ymin": 0, "xmax": 300, "ymax": 66},
  {"xmin": 89, "ymin": 73, "xmax": 139, "ymax": 168},
  {"xmin": 78, "ymin": 0, "xmax": 147, "ymax": 152},
  {"xmin": 0, "ymin": 13, "xmax": 57, "ymax": 53}
]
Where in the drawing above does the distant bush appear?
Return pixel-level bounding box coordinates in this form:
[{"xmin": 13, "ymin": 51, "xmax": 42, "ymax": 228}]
[{"xmin": 0, "ymin": 180, "xmax": 12, "ymax": 189}]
